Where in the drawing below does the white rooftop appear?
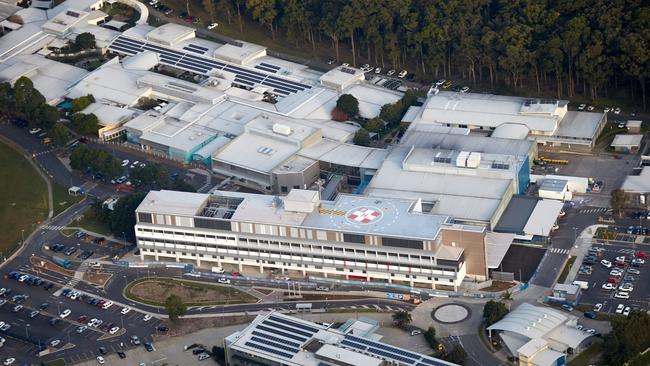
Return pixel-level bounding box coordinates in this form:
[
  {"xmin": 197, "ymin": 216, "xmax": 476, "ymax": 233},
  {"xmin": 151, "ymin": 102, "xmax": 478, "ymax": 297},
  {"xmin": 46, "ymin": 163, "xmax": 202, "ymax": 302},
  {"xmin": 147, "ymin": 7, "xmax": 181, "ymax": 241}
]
[
  {"xmin": 622, "ymin": 166, "xmax": 650, "ymax": 193},
  {"xmin": 137, "ymin": 190, "xmax": 208, "ymax": 216},
  {"xmin": 145, "ymin": 23, "xmax": 194, "ymax": 46},
  {"xmin": 554, "ymin": 111, "xmax": 604, "ymax": 140},
  {"xmin": 212, "ymin": 40, "xmax": 266, "ymax": 65},
  {"xmin": 523, "ymin": 199, "xmax": 563, "ymax": 237},
  {"xmin": 81, "ymin": 102, "xmax": 135, "ymax": 126},
  {"xmin": 611, "ymin": 134, "xmax": 643, "ymax": 147}
]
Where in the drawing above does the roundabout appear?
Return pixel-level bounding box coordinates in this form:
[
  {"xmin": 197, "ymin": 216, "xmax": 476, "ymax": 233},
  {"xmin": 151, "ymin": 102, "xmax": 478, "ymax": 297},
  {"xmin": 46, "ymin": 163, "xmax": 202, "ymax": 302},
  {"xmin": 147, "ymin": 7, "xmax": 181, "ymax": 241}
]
[{"xmin": 432, "ymin": 303, "xmax": 471, "ymax": 324}]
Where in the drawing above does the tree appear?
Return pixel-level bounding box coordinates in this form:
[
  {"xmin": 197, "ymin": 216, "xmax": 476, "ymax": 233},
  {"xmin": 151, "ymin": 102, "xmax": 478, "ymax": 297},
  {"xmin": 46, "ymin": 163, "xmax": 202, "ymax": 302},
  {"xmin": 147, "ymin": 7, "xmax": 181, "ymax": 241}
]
[
  {"xmin": 211, "ymin": 346, "xmax": 226, "ymax": 364},
  {"xmin": 335, "ymin": 94, "xmax": 359, "ymax": 116},
  {"xmin": 203, "ymin": 0, "xmax": 217, "ymax": 22},
  {"xmin": 483, "ymin": 300, "xmax": 509, "ymax": 326},
  {"xmin": 611, "ymin": 189, "xmax": 629, "ymax": 217},
  {"xmin": 445, "ymin": 345, "xmax": 468, "ymax": 365},
  {"xmin": 164, "ymin": 294, "xmax": 187, "ymax": 322},
  {"xmin": 172, "ymin": 178, "xmax": 196, "ymax": 192},
  {"xmin": 13, "ymin": 76, "xmax": 45, "ymax": 123},
  {"xmin": 34, "ymin": 104, "xmax": 59, "ymax": 129},
  {"xmin": 365, "ymin": 117, "xmax": 384, "ymax": 133},
  {"xmin": 391, "ymin": 310, "xmax": 412, "ymax": 329},
  {"xmin": 51, "ymin": 123, "xmax": 71, "ymax": 146},
  {"xmin": 0, "ymin": 82, "xmax": 14, "ymax": 121},
  {"xmin": 109, "ymin": 192, "xmax": 146, "ymax": 241},
  {"xmin": 603, "ymin": 310, "xmax": 650, "ymax": 365},
  {"xmin": 75, "ymin": 32, "xmax": 96, "ymax": 50},
  {"xmin": 423, "ymin": 326, "xmax": 437, "ymax": 349},
  {"xmin": 71, "ymin": 94, "xmax": 95, "ymax": 113},
  {"xmin": 246, "ymin": 0, "xmax": 277, "ymax": 39},
  {"xmin": 71, "ymin": 113, "xmax": 100, "ymax": 135},
  {"xmin": 353, "ymin": 128, "xmax": 370, "ymax": 146}
]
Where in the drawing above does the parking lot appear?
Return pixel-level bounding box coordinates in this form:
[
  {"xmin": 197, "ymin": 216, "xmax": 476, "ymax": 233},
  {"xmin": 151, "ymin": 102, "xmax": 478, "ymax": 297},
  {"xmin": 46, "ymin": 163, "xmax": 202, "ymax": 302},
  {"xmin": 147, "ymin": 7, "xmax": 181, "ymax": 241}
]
[
  {"xmin": 40, "ymin": 231, "xmax": 127, "ymax": 264},
  {"xmin": 575, "ymin": 239, "xmax": 650, "ymax": 315},
  {"xmin": 0, "ymin": 270, "xmax": 166, "ymax": 365}
]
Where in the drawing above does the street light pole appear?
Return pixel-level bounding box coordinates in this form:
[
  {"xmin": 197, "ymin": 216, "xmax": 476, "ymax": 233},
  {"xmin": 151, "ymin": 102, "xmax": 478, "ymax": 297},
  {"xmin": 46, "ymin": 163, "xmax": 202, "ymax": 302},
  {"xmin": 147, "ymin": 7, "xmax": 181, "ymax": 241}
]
[
  {"xmin": 21, "ymin": 229, "xmax": 25, "ymax": 246},
  {"xmin": 25, "ymin": 324, "xmax": 30, "ymax": 339}
]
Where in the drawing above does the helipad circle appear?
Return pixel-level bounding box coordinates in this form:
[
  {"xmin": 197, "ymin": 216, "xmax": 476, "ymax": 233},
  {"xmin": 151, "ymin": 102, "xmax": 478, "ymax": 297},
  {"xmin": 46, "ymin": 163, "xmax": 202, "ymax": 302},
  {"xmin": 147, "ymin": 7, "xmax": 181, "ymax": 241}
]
[
  {"xmin": 345, "ymin": 206, "xmax": 383, "ymax": 225},
  {"xmin": 432, "ymin": 303, "xmax": 471, "ymax": 324}
]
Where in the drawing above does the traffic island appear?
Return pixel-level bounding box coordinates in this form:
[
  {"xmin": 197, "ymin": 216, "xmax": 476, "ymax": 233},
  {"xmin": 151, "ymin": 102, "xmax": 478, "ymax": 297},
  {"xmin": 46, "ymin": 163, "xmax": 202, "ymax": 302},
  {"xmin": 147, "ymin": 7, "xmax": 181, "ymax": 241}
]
[{"xmin": 431, "ymin": 303, "xmax": 471, "ymax": 324}]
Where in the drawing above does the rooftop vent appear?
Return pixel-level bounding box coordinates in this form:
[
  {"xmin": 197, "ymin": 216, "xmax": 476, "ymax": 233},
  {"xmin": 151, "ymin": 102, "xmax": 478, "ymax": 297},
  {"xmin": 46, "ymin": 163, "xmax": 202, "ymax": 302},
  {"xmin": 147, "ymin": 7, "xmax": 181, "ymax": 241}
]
[
  {"xmin": 257, "ymin": 147, "xmax": 274, "ymax": 155},
  {"xmin": 272, "ymin": 123, "xmax": 292, "ymax": 136},
  {"xmin": 340, "ymin": 67, "xmax": 357, "ymax": 75}
]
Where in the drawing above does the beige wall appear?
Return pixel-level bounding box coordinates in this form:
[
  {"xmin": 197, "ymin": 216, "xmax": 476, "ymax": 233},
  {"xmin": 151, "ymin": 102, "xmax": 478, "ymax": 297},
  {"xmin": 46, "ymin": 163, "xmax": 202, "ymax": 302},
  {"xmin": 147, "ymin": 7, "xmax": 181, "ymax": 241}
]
[{"xmin": 440, "ymin": 228, "xmax": 487, "ymax": 279}]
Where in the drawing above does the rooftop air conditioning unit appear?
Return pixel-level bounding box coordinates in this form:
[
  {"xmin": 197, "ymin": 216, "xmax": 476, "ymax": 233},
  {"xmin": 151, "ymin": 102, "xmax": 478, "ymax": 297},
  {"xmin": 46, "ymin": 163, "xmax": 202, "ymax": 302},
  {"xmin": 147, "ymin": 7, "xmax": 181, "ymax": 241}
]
[{"xmin": 272, "ymin": 123, "xmax": 292, "ymax": 136}]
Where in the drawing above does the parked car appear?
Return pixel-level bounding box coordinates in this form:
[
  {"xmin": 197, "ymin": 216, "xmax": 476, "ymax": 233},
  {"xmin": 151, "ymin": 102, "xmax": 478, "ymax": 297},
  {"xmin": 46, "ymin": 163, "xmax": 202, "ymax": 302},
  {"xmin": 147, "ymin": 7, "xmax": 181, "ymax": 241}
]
[
  {"xmin": 561, "ymin": 304, "xmax": 573, "ymax": 312},
  {"xmin": 593, "ymin": 303, "xmax": 603, "ymax": 312},
  {"xmin": 616, "ymin": 304, "xmax": 625, "ymax": 314},
  {"xmin": 627, "ymin": 268, "xmax": 641, "ymax": 275},
  {"xmin": 398, "ymin": 70, "xmax": 407, "ymax": 78},
  {"xmin": 600, "ymin": 259, "xmax": 612, "ymax": 268},
  {"xmin": 578, "ymin": 104, "xmax": 586, "ymax": 111},
  {"xmin": 584, "ymin": 312, "xmax": 596, "ymax": 319},
  {"xmin": 614, "ymin": 291, "xmax": 630, "ymax": 299},
  {"xmin": 602, "ymin": 283, "xmax": 616, "ymax": 290},
  {"xmin": 623, "ymin": 306, "xmax": 631, "ymax": 316},
  {"xmin": 207, "ymin": 22, "xmax": 218, "ymax": 29}
]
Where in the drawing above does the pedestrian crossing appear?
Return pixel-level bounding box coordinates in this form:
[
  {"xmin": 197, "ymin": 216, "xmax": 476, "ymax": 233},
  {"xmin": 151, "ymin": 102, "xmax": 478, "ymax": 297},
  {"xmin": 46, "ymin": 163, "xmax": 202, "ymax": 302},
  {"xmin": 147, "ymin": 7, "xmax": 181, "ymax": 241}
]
[
  {"xmin": 548, "ymin": 247, "xmax": 571, "ymax": 255},
  {"xmin": 32, "ymin": 148, "xmax": 56, "ymax": 157},
  {"xmin": 579, "ymin": 207, "xmax": 610, "ymax": 214},
  {"xmin": 42, "ymin": 225, "xmax": 66, "ymax": 230}
]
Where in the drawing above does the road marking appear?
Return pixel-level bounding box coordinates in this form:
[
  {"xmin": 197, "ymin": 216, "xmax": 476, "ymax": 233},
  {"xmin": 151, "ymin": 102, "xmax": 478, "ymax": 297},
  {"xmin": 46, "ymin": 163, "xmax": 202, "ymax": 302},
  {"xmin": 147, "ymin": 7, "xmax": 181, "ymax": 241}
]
[{"xmin": 548, "ymin": 247, "xmax": 570, "ymax": 255}]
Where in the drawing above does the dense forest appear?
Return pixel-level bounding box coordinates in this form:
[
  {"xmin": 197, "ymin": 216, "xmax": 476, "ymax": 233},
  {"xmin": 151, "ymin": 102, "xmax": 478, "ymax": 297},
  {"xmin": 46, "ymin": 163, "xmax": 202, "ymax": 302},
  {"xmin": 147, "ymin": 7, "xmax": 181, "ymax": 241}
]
[{"xmin": 203, "ymin": 0, "xmax": 649, "ymax": 109}]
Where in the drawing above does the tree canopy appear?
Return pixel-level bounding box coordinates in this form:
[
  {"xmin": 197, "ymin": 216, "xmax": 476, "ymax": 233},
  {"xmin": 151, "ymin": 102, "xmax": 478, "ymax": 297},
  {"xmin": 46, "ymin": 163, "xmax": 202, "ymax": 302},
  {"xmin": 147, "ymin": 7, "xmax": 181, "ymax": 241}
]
[
  {"xmin": 483, "ymin": 300, "xmax": 509, "ymax": 327},
  {"xmin": 603, "ymin": 310, "xmax": 650, "ymax": 365},
  {"xmin": 71, "ymin": 94, "xmax": 95, "ymax": 113},
  {"xmin": 109, "ymin": 192, "xmax": 147, "ymax": 241},
  {"xmin": 75, "ymin": 32, "xmax": 96, "ymax": 50},
  {"xmin": 71, "ymin": 113, "xmax": 100, "ymax": 135},
  {"xmin": 353, "ymin": 128, "xmax": 370, "ymax": 146},
  {"xmin": 611, "ymin": 189, "xmax": 629, "ymax": 217},
  {"xmin": 164, "ymin": 294, "xmax": 187, "ymax": 322},
  {"xmin": 207, "ymin": 0, "xmax": 650, "ymax": 110},
  {"xmin": 335, "ymin": 94, "xmax": 359, "ymax": 116}
]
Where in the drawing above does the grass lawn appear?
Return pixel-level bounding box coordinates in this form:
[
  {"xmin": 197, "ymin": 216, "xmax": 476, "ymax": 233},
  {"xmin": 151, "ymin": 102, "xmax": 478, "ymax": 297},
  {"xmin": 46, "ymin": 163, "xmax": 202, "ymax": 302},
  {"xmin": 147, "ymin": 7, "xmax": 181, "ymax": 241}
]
[
  {"xmin": 0, "ymin": 140, "xmax": 48, "ymax": 256},
  {"xmin": 558, "ymin": 256, "xmax": 576, "ymax": 284},
  {"xmin": 569, "ymin": 342, "xmax": 603, "ymax": 366},
  {"xmin": 124, "ymin": 277, "xmax": 258, "ymax": 306},
  {"xmin": 72, "ymin": 213, "xmax": 111, "ymax": 236},
  {"xmin": 52, "ymin": 181, "xmax": 82, "ymax": 216},
  {"xmin": 596, "ymin": 122, "xmax": 627, "ymax": 146}
]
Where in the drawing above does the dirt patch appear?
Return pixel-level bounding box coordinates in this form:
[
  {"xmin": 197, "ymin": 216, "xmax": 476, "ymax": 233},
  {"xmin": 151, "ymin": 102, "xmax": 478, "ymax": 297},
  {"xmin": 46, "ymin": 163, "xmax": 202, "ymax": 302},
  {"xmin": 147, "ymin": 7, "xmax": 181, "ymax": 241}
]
[
  {"xmin": 82, "ymin": 271, "xmax": 112, "ymax": 286},
  {"xmin": 30, "ymin": 256, "xmax": 74, "ymax": 277},
  {"xmin": 127, "ymin": 278, "xmax": 258, "ymax": 306},
  {"xmin": 480, "ymin": 281, "xmax": 516, "ymax": 293}
]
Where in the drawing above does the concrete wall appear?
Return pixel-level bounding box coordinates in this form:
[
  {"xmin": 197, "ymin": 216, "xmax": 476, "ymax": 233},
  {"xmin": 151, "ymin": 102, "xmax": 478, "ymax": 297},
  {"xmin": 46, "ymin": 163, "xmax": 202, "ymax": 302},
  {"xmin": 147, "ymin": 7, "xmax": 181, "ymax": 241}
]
[{"xmin": 439, "ymin": 228, "xmax": 487, "ymax": 280}]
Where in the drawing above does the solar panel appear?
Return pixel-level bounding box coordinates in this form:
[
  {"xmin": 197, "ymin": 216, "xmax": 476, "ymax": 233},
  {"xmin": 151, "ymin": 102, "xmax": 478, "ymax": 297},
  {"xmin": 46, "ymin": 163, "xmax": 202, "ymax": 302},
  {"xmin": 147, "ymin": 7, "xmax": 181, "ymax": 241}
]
[
  {"xmin": 266, "ymin": 75, "xmax": 310, "ymax": 89},
  {"xmin": 260, "ymin": 62, "xmax": 280, "ymax": 70},
  {"xmin": 244, "ymin": 341, "xmax": 293, "ymax": 359},
  {"xmin": 250, "ymin": 336, "xmax": 299, "ymax": 354},
  {"xmin": 187, "ymin": 43, "xmax": 208, "ymax": 51},
  {"xmin": 109, "ymin": 45, "xmax": 136, "ymax": 55},
  {"xmin": 251, "ymin": 330, "xmax": 301, "ymax": 348},
  {"xmin": 179, "ymin": 57, "xmax": 216, "ymax": 70},
  {"xmin": 268, "ymin": 315, "xmax": 319, "ymax": 333},
  {"xmin": 111, "ymin": 42, "xmax": 142, "ymax": 52},
  {"xmin": 273, "ymin": 89, "xmax": 290, "ymax": 95},
  {"xmin": 262, "ymin": 320, "xmax": 313, "ymax": 338},
  {"xmin": 114, "ymin": 36, "xmax": 144, "ymax": 47},
  {"xmin": 420, "ymin": 358, "xmax": 449, "ymax": 366},
  {"xmin": 340, "ymin": 339, "xmax": 367, "ymax": 351},
  {"xmin": 368, "ymin": 347, "xmax": 418, "ymax": 364},
  {"xmin": 260, "ymin": 79, "xmax": 300, "ymax": 92},
  {"xmin": 346, "ymin": 336, "xmax": 421, "ymax": 360},
  {"xmin": 235, "ymin": 73, "xmax": 264, "ymax": 83},
  {"xmin": 183, "ymin": 47, "xmax": 205, "ymax": 54},
  {"xmin": 234, "ymin": 79, "xmax": 255, "ymax": 86},
  {"xmin": 256, "ymin": 324, "xmax": 307, "ymax": 342},
  {"xmin": 254, "ymin": 65, "xmax": 277, "ymax": 73}
]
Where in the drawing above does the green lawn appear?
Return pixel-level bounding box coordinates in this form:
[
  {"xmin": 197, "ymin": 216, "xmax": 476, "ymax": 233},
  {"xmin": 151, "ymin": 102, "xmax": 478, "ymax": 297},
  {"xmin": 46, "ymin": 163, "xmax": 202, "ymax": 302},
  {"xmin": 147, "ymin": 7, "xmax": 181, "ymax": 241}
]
[
  {"xmin": 52, "ymin": 181, "xmax": 82, "ymax": 216},
  {"xmin": 124, "ymin": 277, "xmax": 258, "ymax": 306},
  {"xmin": 73, "ymin": 213, "xmax": 111, "ymax": 236},
  {"xmin": 0, "ymin": 141, "xmax": 48, "ymax": 256},
  {"xmin": 557, "ymin": 256, "xmax": 576, "ymax": 284}
]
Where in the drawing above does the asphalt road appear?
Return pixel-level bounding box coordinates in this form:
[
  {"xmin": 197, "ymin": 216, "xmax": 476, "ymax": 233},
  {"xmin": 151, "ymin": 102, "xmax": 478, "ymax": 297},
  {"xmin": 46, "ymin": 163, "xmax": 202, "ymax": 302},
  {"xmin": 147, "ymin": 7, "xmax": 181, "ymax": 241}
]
[{"xmin": 532, "ymin": 204, "xmax": 605, "ymax": 287}]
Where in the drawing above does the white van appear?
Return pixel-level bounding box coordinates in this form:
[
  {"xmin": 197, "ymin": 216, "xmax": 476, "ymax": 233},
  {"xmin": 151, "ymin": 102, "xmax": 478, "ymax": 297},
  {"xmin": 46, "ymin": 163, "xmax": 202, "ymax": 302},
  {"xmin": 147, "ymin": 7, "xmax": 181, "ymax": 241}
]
[
  {"xmin": 211, "ymin": 266, "xmax": 224, "ymax": 274},
  {"xmin": 101, "ymin": 301, "xmax": 114, "ymax": 310},
  {"xmin": 572, "ymin": 281, "xmax": 589, "ymax": 290},
  {"xmin": 89, "ymin": 261, "xmax": 101, "ymax": 268}
]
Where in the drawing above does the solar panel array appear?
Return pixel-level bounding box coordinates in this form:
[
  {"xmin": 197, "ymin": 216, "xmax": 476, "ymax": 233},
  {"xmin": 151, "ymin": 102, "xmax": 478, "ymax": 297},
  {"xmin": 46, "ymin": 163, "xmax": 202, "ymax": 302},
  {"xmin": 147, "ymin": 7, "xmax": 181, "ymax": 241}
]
[
  {"xmin": 182, "ymin": 43, "xmax": 208, "ymax": 54},
  {"xmin": 108, "ymin": 35, "xmax": 312, "ymax": 97},
  {"xmin": 238, "ymin": 314, "xmax": 322, "ymax": 361},
  {"xmin": 341, "ymin": 335, "xmax": 451, "ymax": 366},
  {"xmin": 254, "ymin": 62, "xmax": 280, "ymax": 74}
]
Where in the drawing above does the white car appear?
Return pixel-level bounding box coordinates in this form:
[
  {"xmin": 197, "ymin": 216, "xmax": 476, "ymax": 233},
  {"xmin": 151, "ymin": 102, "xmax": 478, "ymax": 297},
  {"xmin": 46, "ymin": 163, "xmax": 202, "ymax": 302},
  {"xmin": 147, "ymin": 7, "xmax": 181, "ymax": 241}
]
[
  {"xmin": 148, "ymin": 0, "xmax": 157, "ymax": 5},
  {"xmin": 619, "ymin": 283, "xmax": 634, "ymax": 292},
  {"xmin": 130, "ymin": 161, "xmax": 140, "ymax": 169},
  {"xmin": 614, "ymin": 107, "xmax": 621, "ymax": 114},
  {"xmin": 616, "ymin": 304, "xmax": 625, "ymax": 313},
  {"xmin": 341, "ymin": 63, "xmax": 349, "ymax": 67},
  {"xmin": 88, "ymin": 318, "xmax": 98, "ymax": 327},
  {"xmin": 614, "ymin": 291, "xmax": 630, "ymax": 299},
  {"xmin": 610, "ymin": 269, "xmax": 623, "ymax": 276},
  {"xmin": 207, "ymin": 23, "xmax": 218, "ymax": 30},
  {"xmin": 386, "ymin": 69, "xmax": 395, "ymax": 76},
  {"xmin": 623, "ymin": 306, "xmax": 631, "ymax": 316},
  {"xmin": 76, "ymin": 325, "xmax": 87, "ymax": 333},
  {"xmin": 601, "ymin": 259, "xmax": 612, "ymax": 268},
  {"xmin": 96, "ymin": 356, "xmax": 105, "ymax": 364},
  {"xmin": 586, "ymin": 328, "xmax": 596, "ymax": 334},
  {"xmin": 587, "ymin": 105, "xmax": 595, "ymax": 111},
  {"xmin": 109, "ymin": 326, "xmax": 120, "ymax": 334},
  {"xmin": 602, "ymin": 283, "xmax": 616, "ymax": 290},
  {"xmin": 398, "ymin": 70, "xmax": 407, "ymax": 78},
  {"xmin": 593, "ymin": 303, "xmax": 603, "ymax": 312},
  {"xmin": 616, "ymin": 256, "xmax": 626, "ymax": 262},
  {"xmin": 101, "ymin": 301, "xmax": 113, "ymax": 310},
  {"xmin": 29, "ymin": 128, "xmax": 41, "ymax": 135},
  {"xmin": 143, "ymin": 314, "xmax": 152, "ymax": 322},
  {"xmin": 120, "ymin": 307, "xmax": 131, "ymax": 315},
  {"xmin": 218, "ymin": 277, "xmax": 231, "ymax": 284},
  {"xmin": 3, "ymin": 358, "xmax": 15, "ymax": 366},
  {"xmin": 604, "ymin": 107, "xmax": 611, "ymax": 113},
  {"xmin": 578, "ymin": 104, "xmax": 586, "ymax": 111},
  {"xmin": 374, "ymin": 67, "xmax": 381, "ymax": 74},
  {"xmin": 460, "ymin": 86, "xmax": 469, "ymax": 93},
  {"xmin": 59, "ymin": 309, "xmax": 71, "ymax": 319},
  {"xmin": 632, "ymin": 258, "xmax": 645, "ymax": 265},
  {"xmin": 18, "ymin": 275, "xmax": 28, "ymax": 282},
  {"xmin": 49, "ymin": 339, "xmax": 60, "ymax": 347},
  {"xmin": 121, "ymin": 159, "xmax": 129, "ymax": 167}
]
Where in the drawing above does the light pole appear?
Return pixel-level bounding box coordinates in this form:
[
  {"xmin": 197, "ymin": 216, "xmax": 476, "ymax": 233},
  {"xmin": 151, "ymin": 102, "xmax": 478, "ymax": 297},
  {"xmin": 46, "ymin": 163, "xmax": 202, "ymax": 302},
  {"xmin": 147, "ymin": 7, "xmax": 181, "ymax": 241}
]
[
  {"xmin": 25, "ymin": 323, "xmax": 30, "ymax": 339},
  {"xmin": 573, "ymin": 227, "xmax": 579, "ymax": 249},
  {"xmin": 21, "ymin": 229, "xmax": 25, "ymax": 246}
]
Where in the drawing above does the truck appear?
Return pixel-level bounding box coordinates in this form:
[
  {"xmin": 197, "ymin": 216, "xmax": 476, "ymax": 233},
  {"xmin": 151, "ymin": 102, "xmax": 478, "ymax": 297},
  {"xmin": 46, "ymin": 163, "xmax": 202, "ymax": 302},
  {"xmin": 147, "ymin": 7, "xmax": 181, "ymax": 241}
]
[{"xmin": 52, "ymin": 256, "xmax": 71, "ymax": 269}]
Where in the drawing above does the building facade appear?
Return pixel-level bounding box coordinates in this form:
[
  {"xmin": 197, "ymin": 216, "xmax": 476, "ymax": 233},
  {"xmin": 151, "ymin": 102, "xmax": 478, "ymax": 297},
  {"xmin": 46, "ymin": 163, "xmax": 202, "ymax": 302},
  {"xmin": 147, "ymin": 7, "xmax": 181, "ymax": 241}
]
[{"xmin": 133, "ymin": 189, "xmax": 491, "ymax": 289}]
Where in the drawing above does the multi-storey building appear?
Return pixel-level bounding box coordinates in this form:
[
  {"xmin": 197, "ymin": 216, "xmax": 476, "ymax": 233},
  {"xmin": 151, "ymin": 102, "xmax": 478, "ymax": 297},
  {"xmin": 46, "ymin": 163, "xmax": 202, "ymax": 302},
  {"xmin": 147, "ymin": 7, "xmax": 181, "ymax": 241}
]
[{"xmin": 134, "ymin": 189, "xmax": 494, "ymax": 289}]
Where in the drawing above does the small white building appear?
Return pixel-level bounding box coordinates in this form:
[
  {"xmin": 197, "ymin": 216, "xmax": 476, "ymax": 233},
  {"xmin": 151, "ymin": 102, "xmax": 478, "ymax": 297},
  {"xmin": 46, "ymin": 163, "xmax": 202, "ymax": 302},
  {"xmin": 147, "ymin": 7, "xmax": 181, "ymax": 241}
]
[
  {"xmin": 611, "ymin": 134, "xmax": 643, "ymax": 153},
  {"xmin": 538, "ymin": 179, "xmax": 569, "ymax": 201},
  {"xmin": 319, "ymin": 66, "xmax": 365, "ymax": 92}
]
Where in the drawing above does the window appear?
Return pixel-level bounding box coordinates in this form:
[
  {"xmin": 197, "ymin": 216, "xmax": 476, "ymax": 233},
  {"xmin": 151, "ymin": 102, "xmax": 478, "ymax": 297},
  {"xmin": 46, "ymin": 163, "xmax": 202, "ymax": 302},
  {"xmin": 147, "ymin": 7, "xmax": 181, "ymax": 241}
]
[
  {"xmin": 343, "ymin": 233, "xmax": 365, "ymax": 244},
  {"xmin": 281, "ymin": 186, "xmax": 288, "ymax": 193}
]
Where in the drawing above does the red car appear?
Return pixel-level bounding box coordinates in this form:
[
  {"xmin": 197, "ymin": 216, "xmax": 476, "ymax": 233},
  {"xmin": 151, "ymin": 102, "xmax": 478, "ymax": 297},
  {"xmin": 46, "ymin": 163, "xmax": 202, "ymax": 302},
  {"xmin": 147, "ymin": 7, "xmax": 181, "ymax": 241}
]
[
  {"xmin": 635, "ymin": 251, "xmax": 648, "ymax": 258},
  {"xmin": 607, "ymin": 278, "xmax": 620, "ymax": 283},
  {"xmin": 78, "ymin": 315, "xmax": 88, "ymax": 323},
  {"xmin": 96, "ymin": 300, "xmax": 106, "ymax": 308},
  {"xmin": 230, "ymin": 271, "xmax": 241, "ymax": 277}
]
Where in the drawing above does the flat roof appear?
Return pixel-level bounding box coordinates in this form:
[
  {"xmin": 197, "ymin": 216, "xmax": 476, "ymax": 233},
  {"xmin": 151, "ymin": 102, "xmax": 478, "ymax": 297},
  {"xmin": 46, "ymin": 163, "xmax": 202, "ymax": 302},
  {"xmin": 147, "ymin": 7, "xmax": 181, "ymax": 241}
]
[
  {"xmin": 539, "ymin": 179, "xmax": 567, "ymax": 193},
  {"xmin": 611, "ymin": 134, "xmax": 643, "ymax": 147},
  {"xmin": 523, "ymin": 199, "xmax": 563, "ymax": 237},
  {"xmin": 298, "ymin": 140, "xmax": 389, "ymax": 170},
  {"xmin": 81, "ymin": 102, "xmax": 135, "ymax": 126},
  {"xmin": 622, "ymin": 166, "xmax": 650, "ymax": 193},
  {"xmin": 554, "ymin": 111, "xmax": 604, "ymax": 139},
  {"xmin": 68, "ymin": 62, "xmax": 150, "ymax": 106},
  {"xmin": 318, "ymin": 65, "xmax": 364, "ymax": 86},
  {"xmin": 137, "ymin": 190, "xmax": 208, "ymax": 216},
  {"xmin": 486, "ymin": 232, "xmax": 515, "ymax": 269},
  {"xmin": 418, "ymin": 91, "xmax": 565, "ymax": 133},
  {"xmin": 494, "ymin": 196, "xmax": 539, "ymax": 234},
  {"xmin": 214, "ymin": 132, "xmax": 301, "ymax": 174},
  {"xmin": 145, "ymin": 23, "xmax": 194, "ymax": 45},
  {"xmin": 212, "ymin": 40, "xmax": 265, "ymax": 64}
]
